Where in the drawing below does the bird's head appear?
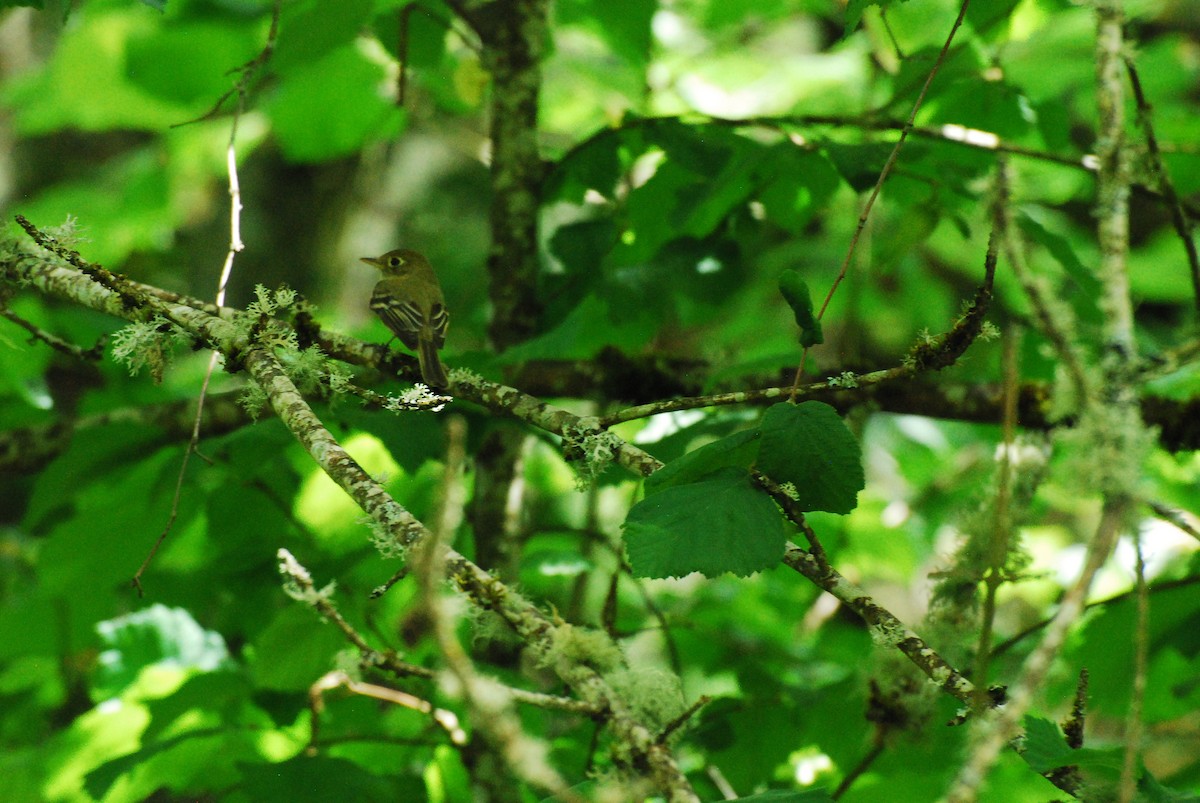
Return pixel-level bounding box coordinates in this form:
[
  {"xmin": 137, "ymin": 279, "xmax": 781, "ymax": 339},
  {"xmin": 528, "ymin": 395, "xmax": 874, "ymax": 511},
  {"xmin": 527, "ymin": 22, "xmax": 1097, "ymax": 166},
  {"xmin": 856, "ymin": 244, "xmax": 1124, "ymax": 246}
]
[{"xmin": 360, "ymin": 248, "xmax": 429, "ymax": 276}]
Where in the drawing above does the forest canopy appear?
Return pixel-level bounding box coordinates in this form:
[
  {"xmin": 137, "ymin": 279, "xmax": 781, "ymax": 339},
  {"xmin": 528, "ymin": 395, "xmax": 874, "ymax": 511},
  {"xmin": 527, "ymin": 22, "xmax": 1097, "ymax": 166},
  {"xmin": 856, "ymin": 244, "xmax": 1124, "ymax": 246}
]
[{"xmin": 2, "ymin": 0, "xmax": 1200, "ymax": 801}]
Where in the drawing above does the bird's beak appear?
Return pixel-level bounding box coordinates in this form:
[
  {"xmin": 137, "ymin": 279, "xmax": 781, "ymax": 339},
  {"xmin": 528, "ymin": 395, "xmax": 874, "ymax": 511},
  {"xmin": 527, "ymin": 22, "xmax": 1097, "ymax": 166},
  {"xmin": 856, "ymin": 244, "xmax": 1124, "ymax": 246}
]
[{"xmin": 360, "ymin": 256, "xmax": 380, "ymax": 267}]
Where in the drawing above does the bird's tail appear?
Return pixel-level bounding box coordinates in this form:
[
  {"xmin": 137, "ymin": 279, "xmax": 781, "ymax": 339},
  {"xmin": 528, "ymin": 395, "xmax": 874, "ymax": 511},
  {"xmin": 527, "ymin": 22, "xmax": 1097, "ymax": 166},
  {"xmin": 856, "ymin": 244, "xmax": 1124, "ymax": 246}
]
[{"xmin": 418, "ymin": 335, "xmax": 448, "ymax": 389}]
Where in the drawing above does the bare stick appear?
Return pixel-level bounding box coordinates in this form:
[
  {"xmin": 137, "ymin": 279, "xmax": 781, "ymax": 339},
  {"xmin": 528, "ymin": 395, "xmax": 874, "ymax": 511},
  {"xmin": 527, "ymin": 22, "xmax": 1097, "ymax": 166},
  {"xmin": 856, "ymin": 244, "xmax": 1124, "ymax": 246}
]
[
  {"xmin": 1117, "ymin": 532, "xmax": 1148, "ymax": 802},
  {"xmin": 791, "ymin": 0, "xmax": 973, "ymax": 395},
  {"xmin": 132, "ymin": 1, "xmax": 281, "ymax": 594},
  {"xmin": 1124, "ymin": 56, "xmax": 1200, "ymax": 312}
]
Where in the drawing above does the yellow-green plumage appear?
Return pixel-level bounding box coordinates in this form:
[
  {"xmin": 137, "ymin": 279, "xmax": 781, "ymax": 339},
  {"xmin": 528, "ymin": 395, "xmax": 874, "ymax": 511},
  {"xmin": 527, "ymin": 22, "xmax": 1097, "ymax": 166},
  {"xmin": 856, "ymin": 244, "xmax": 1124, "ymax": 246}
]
[{"xmin": 362, "ymin": 248, "xmax": 449, "ymax": 389}]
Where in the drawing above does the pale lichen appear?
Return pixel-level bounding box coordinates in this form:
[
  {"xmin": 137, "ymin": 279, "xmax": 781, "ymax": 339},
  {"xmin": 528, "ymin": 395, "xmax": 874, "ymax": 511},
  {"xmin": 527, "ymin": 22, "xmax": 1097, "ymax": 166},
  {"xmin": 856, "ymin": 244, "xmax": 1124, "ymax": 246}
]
[
  {"xmin": 110, "ymin": 315, "xmax": 188, "ymax": 383},
  {"xmin": 563, "ymin": 421, "xmax": 624, "ymax": 490}
]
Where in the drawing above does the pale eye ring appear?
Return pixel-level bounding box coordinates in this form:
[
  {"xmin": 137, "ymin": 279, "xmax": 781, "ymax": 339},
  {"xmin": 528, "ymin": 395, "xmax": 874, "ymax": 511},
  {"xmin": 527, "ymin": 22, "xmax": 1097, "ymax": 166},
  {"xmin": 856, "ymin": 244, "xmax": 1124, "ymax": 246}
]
[{"xmin": 388, "ymin": 256, "xmax": 405, "ymax": 268}]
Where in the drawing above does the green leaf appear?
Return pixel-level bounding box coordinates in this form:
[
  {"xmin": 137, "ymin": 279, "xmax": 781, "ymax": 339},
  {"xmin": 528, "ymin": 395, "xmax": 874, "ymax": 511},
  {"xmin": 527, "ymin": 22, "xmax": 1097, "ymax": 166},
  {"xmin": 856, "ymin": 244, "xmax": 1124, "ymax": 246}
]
[
  {"xmin": 498, "ymin": 294, "xmax": 658, "ymax": 361},
  {"xmin": 922, "ymin": 79, "xmax": 1034, "ymax": 141},
  {"xmin": 272, "ymin": 0, "xmax": 374, "ymax": 76},
  {"xmin": 1016, "ymin": 209, "xmax": 1104, "ymax": 324},
  {"xmin": 124, "ymin": 23, "xmax": 262, "ymax": 105},
  {"xmin": 544, "ymin": 131, "xmax": 622, "ymax": 202},
  {"xmin": 542, "ymin": 218, "xmax": 618, "ymax": 326},
  {"xmin": 266, "ymin": 45, "xmax": 403, "ymax": 162},
  {"xmin": 624, "ymin": 467, "xmax": 785, "ymax": 578},
  {"xmin": 756, "ymin": 402, "xmax": 863, "ymax": 514},
  {"xmin": 779, "ymin": 270, "xmax": 824, "ymax": 347},
  {"xmin": 249, "ymin": 607, "xmax": 347, "ymax": 691},
  {"xmin": 1021, "ymin": 715, "xmax": 1073, "ymax": 773},
  {"xmin": 733, "ymin": 789, "xmax": 836, "ymax": 802},
  {"xmin": 558, "ymin": 0, "xmax": 656, "ymax": 70},
  {"xmin": 17, "ymin": 149, "xmax": 175, "ymax": 266},
  {"xmin": 757, "ymin": 148, "xmax": 843, "ymax": 233},
  {"xmin": 645, "ymin": 429, "xmax": 762, "ymax": 495},
  {"xmin": 4, "ymin": 10, "xmax": 188, "ymax": 133},
  {"xmin": 94, "ymin": 605, "xmax": 231, "ymax": 700},
  {"xmin": 240, "ymin": 756, "xmax": 409, "ymax": 801},
  {"xmin": 822, "ymin": 142, "xmax": 897, "ymax": 192},
  {"xmin": 844, "ymin": 0, "xmax": 912, "ymax": 36},
  {"xmin": 374, "ymin": 2, "xmax": 447, "ymax": 68},
  {"xmin": 667, "ymin": 138, "xmax": 774, "ymax": 239}
]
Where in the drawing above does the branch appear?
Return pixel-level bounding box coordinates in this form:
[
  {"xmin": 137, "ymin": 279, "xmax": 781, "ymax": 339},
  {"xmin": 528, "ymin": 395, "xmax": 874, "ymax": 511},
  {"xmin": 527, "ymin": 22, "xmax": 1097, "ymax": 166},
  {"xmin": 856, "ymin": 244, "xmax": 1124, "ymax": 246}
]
[
  {"xmin": 946, "ymin": 2, "xmax": 1144, "ymax": 796},
  {"xmin": 0, "ymin": 308, "xmax": 104, "ymax": 360},
  {"xmin": 602, "ymin": 234, "xmax": 996, "ymax": 428},
  {"xmin": 1124, "ymin": 55, "xmax": 1200, "ymax": 312},
  {"xmin": 479, "ymin": 0, "xmax": 549, "ymax": 348},
  {"xmin": 1, "ymin": 232, "xmax": 695, "ymax": 799},
  {"xmin": 783, "ymin": 545, "xmax": 980, "ymax": 706},
  {"xmin": 415, "ymin": 417, "xmax": 582, "ymax": 800},
  {"xmin": 244, "ymin": 346, "xmax": 696, "ymax": 799}
]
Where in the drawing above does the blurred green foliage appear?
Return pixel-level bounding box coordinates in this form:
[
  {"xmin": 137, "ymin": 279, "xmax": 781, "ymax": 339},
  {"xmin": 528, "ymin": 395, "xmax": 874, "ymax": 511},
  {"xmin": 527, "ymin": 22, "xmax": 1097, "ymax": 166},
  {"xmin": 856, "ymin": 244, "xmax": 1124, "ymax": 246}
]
[{"xmin": 2, "ymin": 0, "xmax": 1200, "ymax": 800}]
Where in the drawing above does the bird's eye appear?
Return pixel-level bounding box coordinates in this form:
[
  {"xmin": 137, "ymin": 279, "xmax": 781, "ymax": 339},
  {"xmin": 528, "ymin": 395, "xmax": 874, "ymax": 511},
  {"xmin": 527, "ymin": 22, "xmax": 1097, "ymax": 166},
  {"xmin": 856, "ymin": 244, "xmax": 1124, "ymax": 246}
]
[{"xmin": 388, "ymin": 256, "xmax": 405, "ymax": 268}]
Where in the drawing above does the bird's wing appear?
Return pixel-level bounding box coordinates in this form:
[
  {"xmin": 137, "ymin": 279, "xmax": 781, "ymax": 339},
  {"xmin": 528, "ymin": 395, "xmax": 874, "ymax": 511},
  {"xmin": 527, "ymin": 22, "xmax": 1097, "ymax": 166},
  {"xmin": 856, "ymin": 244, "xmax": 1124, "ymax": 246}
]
[
  {"xmin": 371, "ymin": 286, "xmax": 422, "ymax": 351},
  {"xmin": 429, "ymin": 302, "xmax": 449, "ymax": 349}
]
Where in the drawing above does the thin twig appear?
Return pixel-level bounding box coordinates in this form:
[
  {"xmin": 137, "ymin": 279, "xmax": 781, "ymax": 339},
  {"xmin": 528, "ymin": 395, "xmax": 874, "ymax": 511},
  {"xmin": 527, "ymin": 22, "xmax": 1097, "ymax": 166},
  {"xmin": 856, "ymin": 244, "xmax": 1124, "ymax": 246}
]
[
  {"xmin": 603, "ymin": 232, "xmax": 996, "ymax": 428},
  {"xmin": 0, "ymin": 308, "xmax": 104, "ymax": 360},
  {"xmin": 394, "ymin": 3, "xmax": 481, "ymax": 105},
  {"xmin": 971, "ymin": 325, "xmax": 1020, "ymax": 706},
  {"xmin": 945, "ymin": 501, "xmax": 1126, "ymax": 802},
  {"xmin": 993, "ymin": 158, "xmax": 1092, "ymax": 402},
  {"xmin": 655, "ymin": 695, "xmax": 711, "ymax": 746},
  {"xmin": 417, "ymin": 416, "xmax": 583, "ymax": 801},
  {"xmin": 1146, "ymin": 500, "xmax": 1200, "ymax": 542},
  {"xmin": 946, "ymin": 1, "xmax": 1136, "ymax": 794},
  {"xmin": 833, "ymin": 732, "xmax": 885, "ymax": 800},
  {"xmin": 1118, "ymin": 531, "xmax": 1149, "ymax": 802},
  {"xmin": 992, "ymin": 573, "xmax": 1200, "ymax": 656},
  {"xmin": 557, "ymin": 113, "xmax": 1102, "ymax": 182},
  {"xmin": 1044, "ymin": 669, "xmax": 1088, "ymax": 794},
  {"xmin": 308, "ymin": 669, "xmax": 466, "ymax": 755},
  {"xmin": 278, "ymin": 547, "xmax": 602, "ymax": 718},
  {"xmin": 784, "ymin": 545, "xmax": 978, "ymax": 704},
  {"xmin": 792, "ymin": 0, "xmax": 973, "ymax": 395},
  {"xmin": 1124, "ymin": 55, "xmax": 1200, "ymax": 312},
  {"xmin": 133, "ymin": 5, "xmax": 276, "ymax": 593},
  {"xmin": 169, "ymin": 0, "xmax": 282, "ymax": 129}
]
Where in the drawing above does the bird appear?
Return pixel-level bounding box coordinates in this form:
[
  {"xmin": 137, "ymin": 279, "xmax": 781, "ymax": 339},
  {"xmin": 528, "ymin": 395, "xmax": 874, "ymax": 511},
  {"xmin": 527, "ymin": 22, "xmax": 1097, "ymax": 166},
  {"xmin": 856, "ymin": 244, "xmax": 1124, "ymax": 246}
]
[{"xmin": 361, "ymin": 248, "xmax": 449, "ymax": 389}]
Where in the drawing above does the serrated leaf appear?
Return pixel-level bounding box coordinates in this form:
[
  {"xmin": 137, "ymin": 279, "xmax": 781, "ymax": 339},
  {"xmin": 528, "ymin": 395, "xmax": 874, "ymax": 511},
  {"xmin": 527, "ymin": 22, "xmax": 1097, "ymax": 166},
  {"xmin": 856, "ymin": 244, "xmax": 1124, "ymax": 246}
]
[
  {"xmin": 645, "ymin": 429, "xmax": 761, "ymax": 496},
  {"xmin": 624, "ymin": 468, "xmax": 785, "ymax": 578},
  {"xmin": 779, "ymin": 270, "xmax": 824, "ymax": 347},
  {"xmin": 755, "ymin": 402, "xmax": 863, "ymax": 514},
  {"xmin": 1021, "ymin": 715, "xmax": 1073, "ymax": 773}
]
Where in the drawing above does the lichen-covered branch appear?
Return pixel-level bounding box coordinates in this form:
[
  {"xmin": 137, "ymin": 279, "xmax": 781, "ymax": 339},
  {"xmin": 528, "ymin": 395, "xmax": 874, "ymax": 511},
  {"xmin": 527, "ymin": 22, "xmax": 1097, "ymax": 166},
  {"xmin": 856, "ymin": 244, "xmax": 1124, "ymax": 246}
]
[
  {"xmin": 0, "ymin": 238, "xmax": 696, "ymax": 800},
  {"xmin": 243, "ymin": 346, "xmax": 697, "ymax": 800},
  {"xmin": 783, "ymin": 547, "xmax": 979, "ymax": 705},
  {"xmin": 945, "ymin": 2, "xmax": 1146, "ymax": 797},
  {"xmin": 470, "ymin": 0, "xmax": 548, "ymax": 349}
]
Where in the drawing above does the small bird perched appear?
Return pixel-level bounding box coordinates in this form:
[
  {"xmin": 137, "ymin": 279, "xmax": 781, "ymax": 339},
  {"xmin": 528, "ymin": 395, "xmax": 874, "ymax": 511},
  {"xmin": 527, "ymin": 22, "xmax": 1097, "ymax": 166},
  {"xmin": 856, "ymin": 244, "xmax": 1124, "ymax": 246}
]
[{"xmin": 362, "ymin": 248, "xmax": 449, "ymax": 389}]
